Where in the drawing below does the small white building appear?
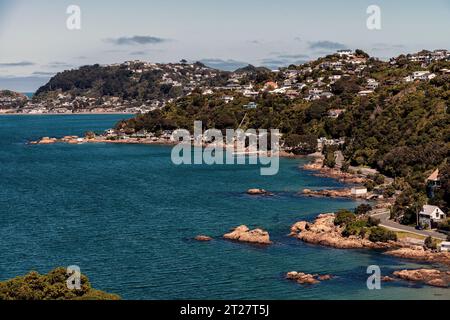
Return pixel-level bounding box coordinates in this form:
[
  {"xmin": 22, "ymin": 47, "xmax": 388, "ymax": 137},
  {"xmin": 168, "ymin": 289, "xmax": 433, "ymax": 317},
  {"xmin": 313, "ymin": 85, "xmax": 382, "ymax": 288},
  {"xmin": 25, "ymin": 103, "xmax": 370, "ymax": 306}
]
[
  {"xmin": 439, "ymin": 242, "xmax": 450, "ymax": 252},
  {"xmin": 222, "ymin": 96, "xmax": 234, "ymax": 104},
  {"xmin": 351, "ymin": 187, "xmax": 368, "ymax": 197},
  {"xmin": 419, "ymin": 205, "xmax": 446, "ymax": 229},
  {"xmin": 358, "ymin": 90, "xmax": 374, "ymax": 97},
  {"xmin": 366, "ymin": 79, "xmax": 379, "ymax": 90}
]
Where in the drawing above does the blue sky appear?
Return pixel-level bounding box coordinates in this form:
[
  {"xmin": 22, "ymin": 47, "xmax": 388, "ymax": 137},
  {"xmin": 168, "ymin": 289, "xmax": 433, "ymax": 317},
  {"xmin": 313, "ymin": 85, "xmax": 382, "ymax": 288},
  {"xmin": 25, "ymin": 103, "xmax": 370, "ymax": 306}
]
[{"xmin": 1, "ymin": 0, "xmax": 450, "ymax": 91}]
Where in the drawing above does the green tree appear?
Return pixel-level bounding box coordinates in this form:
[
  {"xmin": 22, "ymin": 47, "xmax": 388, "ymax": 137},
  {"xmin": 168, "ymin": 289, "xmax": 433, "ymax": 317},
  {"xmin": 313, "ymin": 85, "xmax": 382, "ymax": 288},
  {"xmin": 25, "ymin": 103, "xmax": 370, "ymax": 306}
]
[
  {"xmin": 355, "ymin": 204, "xmax": 372, "ymax": 215},
  {"xmin": 0, "ymin": 268, "xmax": 120, "ymax": 300},
  {"xmin": 334, "ymin": 210, "xmax": 356, "ymax": 226}
]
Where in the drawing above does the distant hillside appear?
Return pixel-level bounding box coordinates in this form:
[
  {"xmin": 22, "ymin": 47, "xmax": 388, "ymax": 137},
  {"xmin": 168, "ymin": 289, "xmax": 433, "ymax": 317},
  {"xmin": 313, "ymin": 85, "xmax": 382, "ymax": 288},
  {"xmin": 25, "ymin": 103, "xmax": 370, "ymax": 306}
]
[
  {"xmin": 35, "ymin": 62, "xmax": 229, "ymax": 101},
  {"xmin": 0, "ymin": 90, "xmax": 28, "ymax": 111},
  {"xmin": 118, "ymin": 50, "xmax": 449, "ymax": 208},
  {"xmin": 234, "ymin": 64, "xmax": 272, "ymax": 74}
]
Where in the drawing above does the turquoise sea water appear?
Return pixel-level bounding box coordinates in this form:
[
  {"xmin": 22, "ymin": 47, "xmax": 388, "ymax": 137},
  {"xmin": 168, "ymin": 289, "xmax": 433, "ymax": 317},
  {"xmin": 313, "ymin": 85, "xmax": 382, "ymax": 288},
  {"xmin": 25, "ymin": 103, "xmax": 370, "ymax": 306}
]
[
  {"xmin": 0, "ymin": 115, "xmax": 448, "ymax": 300},
  {"xmin": 21, "ymin": 92, "xmax": 34, "ymax": 99}
]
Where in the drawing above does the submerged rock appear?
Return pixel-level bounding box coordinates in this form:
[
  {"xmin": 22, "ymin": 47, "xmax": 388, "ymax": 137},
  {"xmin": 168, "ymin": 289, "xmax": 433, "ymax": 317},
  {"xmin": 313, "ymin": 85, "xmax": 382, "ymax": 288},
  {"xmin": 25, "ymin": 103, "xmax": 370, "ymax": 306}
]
[
  {"xmin": 246, "ymin": 189, "xmax": 273, "ymax": 196},
  {"xmin": 223, "ymin": 225, "xmax": 272, "ymax": 245},
  {"xmin": 194, "ymin": 235, "xmax": 213, "ymax": 242},
  {"xmin": 286, "ymin": 272, "xmax": 333, "ymax": 285},
  {"xmin": 381, "ymin": 276, "xmax": 396, "ymax": 282}
]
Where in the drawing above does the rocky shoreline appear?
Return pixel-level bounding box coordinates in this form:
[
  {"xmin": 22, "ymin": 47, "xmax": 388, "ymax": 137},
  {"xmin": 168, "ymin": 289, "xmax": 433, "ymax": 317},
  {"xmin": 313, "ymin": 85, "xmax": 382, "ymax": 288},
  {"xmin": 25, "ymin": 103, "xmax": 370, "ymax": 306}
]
[
  {"xmin": 30, "ymin": 135, "xmax": 179, "ymax": 147},
  {"xmin": 386, "ymin": 247, "xmax": 450, "ymax": 267},
  {"xmin": 302, "ymin": 188, "xmax": 352, "ymax": 199},
  {"xmin": 290, "ymin": 214, "xmax": 394, "ymax": 249},
  {"xmin": 303, "ymin": 156, "xmax": 365, "ymax": 184},
  {"xmin": 288, "ymin": 213, "xmax": 450, "ymax": 289},
  {"xmin": 30, "ymin": 136, "xmax": 302, "ymax": 159},
  {"xmin": 393, "ymin": 269, "xmax": 450, "ymax": 288}
]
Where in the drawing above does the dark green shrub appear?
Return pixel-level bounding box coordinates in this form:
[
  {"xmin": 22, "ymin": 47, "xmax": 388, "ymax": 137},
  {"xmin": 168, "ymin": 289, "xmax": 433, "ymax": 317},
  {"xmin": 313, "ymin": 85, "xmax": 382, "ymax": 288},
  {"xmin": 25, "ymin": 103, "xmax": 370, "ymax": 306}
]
[
  {"xmin": 424, "ymin": 236, "xmax": 437, "ymax": 250},
  {"xmin": 355, "ymin": 204, "xmax": 372, "ymax": 215},
  {"xmin": 368, "ymin": 227, "xmax": 397, "ymax": 243},
  {"xmin": 334, "ymin": 210, "xmax": 356, "ymax": 226}
]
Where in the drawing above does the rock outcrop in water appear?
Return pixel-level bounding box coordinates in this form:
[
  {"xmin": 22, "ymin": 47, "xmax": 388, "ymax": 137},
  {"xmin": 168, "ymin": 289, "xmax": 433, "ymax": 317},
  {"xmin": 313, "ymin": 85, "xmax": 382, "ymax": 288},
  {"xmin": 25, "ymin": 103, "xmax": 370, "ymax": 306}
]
[
  {"xmin": 223, "ymin": 225, "xmax": 272, "ymax": 245},
  {"xmin": 393, "ymin": 269, "xmax": 450, "ymax": 288},
  {"xmin": 290, "ymin": 214, "xmax": 392, "ymax": 249},
  {"xmin": 286, "ymin": 272, "xmax": 334, "ymax": 285}
]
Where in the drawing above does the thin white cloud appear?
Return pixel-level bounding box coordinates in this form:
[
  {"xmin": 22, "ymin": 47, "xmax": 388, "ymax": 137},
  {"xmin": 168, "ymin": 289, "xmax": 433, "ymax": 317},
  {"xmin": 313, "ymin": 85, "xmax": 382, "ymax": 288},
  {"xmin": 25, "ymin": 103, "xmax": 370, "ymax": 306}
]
[
  {"xmin": 105, "ymin": 35, "xmax": 171, "ymax": 46},
  {"xmin": 0, "ymin": 61, "xmax": 35, "ymax": 67}
]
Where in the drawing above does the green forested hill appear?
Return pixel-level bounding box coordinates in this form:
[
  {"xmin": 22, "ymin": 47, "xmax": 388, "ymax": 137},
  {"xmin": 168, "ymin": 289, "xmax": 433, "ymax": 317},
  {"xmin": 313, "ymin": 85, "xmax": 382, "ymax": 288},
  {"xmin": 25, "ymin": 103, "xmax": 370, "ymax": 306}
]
[
  {"xmin": 118, "ymin": 54, "xmax": 449, "ymax": 215},
  {"xmin": 34, "ymin": 62, "xmax": 230, "ymax": 102}
]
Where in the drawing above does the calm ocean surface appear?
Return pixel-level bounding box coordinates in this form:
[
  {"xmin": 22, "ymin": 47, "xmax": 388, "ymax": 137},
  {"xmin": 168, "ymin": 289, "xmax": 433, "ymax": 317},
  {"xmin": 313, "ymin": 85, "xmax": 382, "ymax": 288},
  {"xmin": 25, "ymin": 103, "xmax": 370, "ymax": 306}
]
[{"xmin": 0, "ymin": 115, "xmax": 448, "ymax": 300}]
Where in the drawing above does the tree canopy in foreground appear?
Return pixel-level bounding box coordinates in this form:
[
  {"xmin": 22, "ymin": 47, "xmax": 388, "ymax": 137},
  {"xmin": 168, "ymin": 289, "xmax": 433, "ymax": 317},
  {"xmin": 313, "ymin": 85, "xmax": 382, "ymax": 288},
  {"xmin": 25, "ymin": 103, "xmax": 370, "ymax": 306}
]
[{"xmin": 0, "ymin": 267, "xmax": 120, "ymax": 300}]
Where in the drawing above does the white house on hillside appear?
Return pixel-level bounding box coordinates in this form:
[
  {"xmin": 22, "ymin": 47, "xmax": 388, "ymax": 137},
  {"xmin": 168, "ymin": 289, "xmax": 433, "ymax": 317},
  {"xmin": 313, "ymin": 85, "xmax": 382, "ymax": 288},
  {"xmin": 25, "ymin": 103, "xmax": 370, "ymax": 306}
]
[{"xmin": 419, "ymin": 205, "xmax": 446, "ymax": 229}]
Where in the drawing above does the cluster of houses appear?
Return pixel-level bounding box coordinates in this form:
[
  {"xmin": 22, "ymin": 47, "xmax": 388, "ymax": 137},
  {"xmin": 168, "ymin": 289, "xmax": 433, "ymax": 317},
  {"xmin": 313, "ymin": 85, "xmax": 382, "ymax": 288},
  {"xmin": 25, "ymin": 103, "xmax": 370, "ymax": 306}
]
[
  {"xmin": 403, "ymin": 49, "xmax": 450, "ymax": 65},
  {"xmin": 0, "ymin": 91, "xmax": 28, "ymax": 112},
  {"xmin": 16, "ymin": 93, "xmax": 164, "ymax": 114},
  {"xmin": 6, "ymin": 60, "xmax": 226, "ymax": 114},
  {"xmin": 4, "ymin": 49, "xmax": 450, "ymax": 114},
  {"xmin": 316, "ymin": 137, "xmax": 346, "ymax": 152},
  {"xmin": 194, "ymin": 50, "xmax": 371, "ymax": 103},
  {"xmin": 273, "ymin": 50, "xmax": 370, "ymax": 101}
]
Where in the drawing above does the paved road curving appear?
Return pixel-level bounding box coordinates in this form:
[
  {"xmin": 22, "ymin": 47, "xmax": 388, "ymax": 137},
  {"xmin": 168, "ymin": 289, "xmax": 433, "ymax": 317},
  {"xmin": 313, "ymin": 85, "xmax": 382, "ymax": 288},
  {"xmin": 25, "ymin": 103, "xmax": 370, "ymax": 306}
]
[{"xmin": 370, "ymin": 209, "xmax": 448, "ymax": 241}]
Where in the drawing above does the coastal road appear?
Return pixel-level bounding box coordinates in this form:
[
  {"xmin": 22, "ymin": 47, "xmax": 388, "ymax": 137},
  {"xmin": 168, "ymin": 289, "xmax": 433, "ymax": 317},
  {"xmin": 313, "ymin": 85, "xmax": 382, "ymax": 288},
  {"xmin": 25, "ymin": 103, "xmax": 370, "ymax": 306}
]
[{"xmin": 370, "ymin": 209, "xmax": 448, "ymax": 241}]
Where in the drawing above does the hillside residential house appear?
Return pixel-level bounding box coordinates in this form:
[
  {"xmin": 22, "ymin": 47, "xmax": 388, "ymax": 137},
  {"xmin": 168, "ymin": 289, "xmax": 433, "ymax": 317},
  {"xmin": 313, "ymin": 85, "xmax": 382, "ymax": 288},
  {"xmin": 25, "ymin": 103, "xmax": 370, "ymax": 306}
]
[
  {"xmin": 264, "ymin": 81, "xmax": 278, "ymax": 91},
  {"xmin": 366, "ymin": 79, "xmax": 379, "ymax": 90},
  {"xmin": 426, "ymin": 168, "xmax": 441, "ymax": 198},
  {"xmin": 405, "ymin": 71, "xmax": 436, "ymax": 82},
  {"xmin": 222, "ymin": 96, "xmax": 234, "ymax": 104},
  {"xmin": 426, "ymin": 169, "xmax": 440, "ymax": 187},
  {"xmin": 244, "ymin": 102, "xmax": 258, "ymax": 110},
  {"xmin": 328, "ymin": 109, "xmax": 346, "ymax": 119},
  {"xmin": 317, "ymin": 137, "xmax": 345, "ymax": 152},
  {"xmin": 419, "ymin": 205, "xmax": 446, "ymax": 229}
]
